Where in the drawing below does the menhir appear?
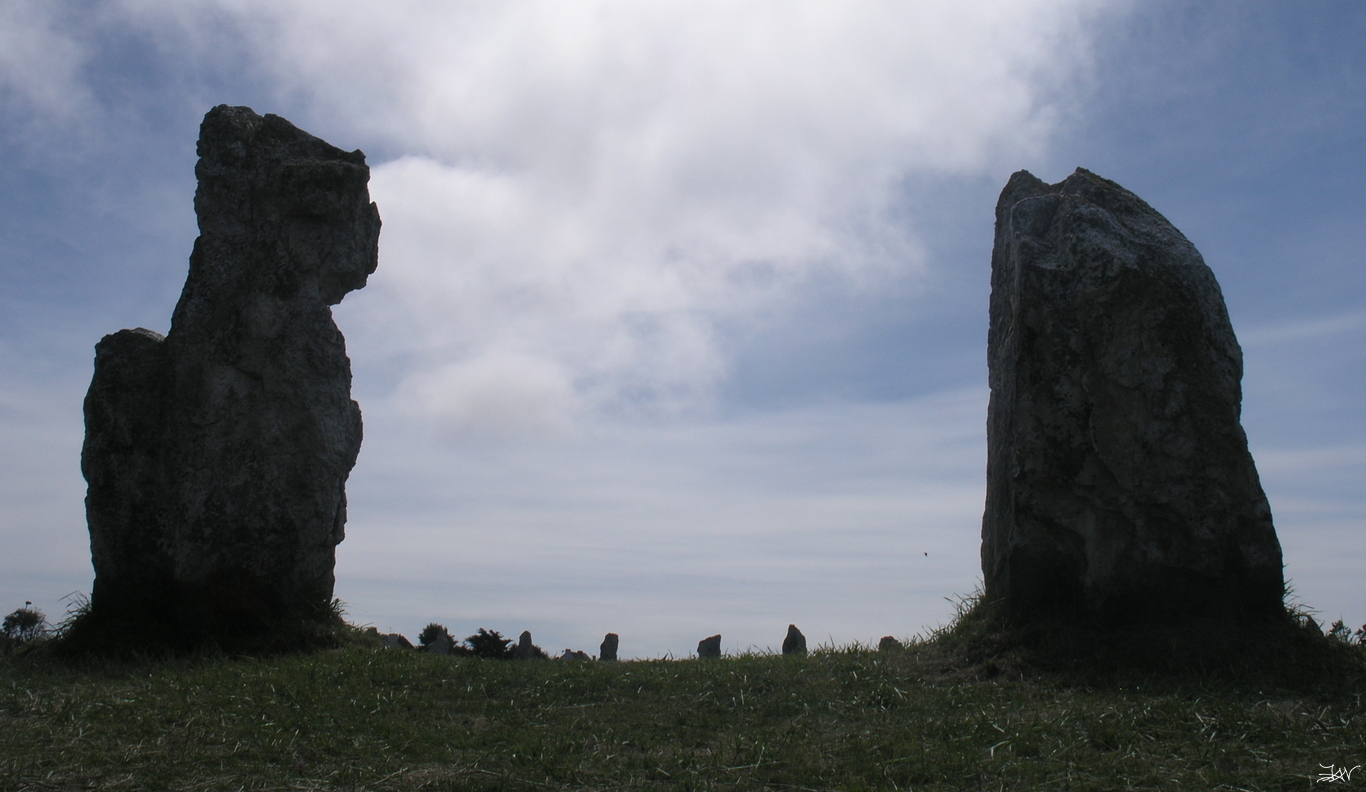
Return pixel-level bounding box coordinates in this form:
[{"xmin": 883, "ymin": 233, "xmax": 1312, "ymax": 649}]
[
  {"xmin": 982, "ymin": 168, "xmax": 1282, "ymax": 624},
  {"xmin": 81, "ymin": 106, "xmax": 380, "ymax": 649}
]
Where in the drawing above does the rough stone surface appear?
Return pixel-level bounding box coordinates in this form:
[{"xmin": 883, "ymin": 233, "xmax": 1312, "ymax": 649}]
[
  {"xmin": 599, "ymin": 632, "xmax": 619, "ymax": 662},
  {"xmin": 781, "ymin": 624, "xmax": 807, "ymax": 655},
  {"xmin": 697, "ymin": 634, "xmax": 721, "ymax": 659},
  {"xmin": 81, "ymin": 105, "xmax": 380, "ymax": 647},
  {"xmin": 982, "ymin": 168, "xmax": 1283, "ymax": 624}
]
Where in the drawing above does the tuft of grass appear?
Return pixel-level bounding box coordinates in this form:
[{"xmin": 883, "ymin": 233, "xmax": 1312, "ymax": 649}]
[{"xmin": 3, "ymin": 608, "xmax": 1363, "ymax": 791}]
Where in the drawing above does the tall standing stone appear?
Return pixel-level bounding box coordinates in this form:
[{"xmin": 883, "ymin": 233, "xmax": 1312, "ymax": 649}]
[
  {"xmin": 513, "ymin": 630, "xmax": 539, "ymax": 660},
  {"xmin": 81, "ymin": 105, "xmax": 380, "ymax": 649},
  {"xmin": 599, "ymin": 632, "xmax": 619, "ymax": 662},
  {"xmin": 982, "ymin": 168, "xmax": 1282, "ymax": 624}
]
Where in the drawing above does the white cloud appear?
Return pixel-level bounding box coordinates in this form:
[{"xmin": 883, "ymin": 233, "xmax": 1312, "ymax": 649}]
[
  {"xmin": 396, "ymin": 352, "xmax": 581, "ymax": 441},
  {"xmin": 104, "ymin": 0, "xmax": 1122, "ymax": 435},
  {"xmin": 0, "ymin": 0, "xmax": 93, "ymax": 121}
]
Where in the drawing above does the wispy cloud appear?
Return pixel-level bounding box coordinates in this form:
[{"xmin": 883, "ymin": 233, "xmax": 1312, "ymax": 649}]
[{"xmin": 0, "ymin": 1, "xmax": 93, "ymax": 122}]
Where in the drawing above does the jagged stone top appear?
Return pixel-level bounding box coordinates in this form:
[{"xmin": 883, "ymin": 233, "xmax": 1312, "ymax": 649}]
[
  {"xmin": 988, "ymin": 166, "xmax": 1240, "ymax": 395},
  {"xmin": 994, "ymin": 167, "xmax": 1205, "ymax": 275},
  {"xmin": 173, "ymin": 105, "xmax": 381, "ymax": 342}
]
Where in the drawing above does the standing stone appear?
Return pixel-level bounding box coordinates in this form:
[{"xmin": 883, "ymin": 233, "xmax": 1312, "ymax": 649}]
[
  {"xmin": 80, "ymin": 105, "xmax": 380, "ymax": 649},
  {"xmin": 599, "ymin": 632, "xmax": 619, "ymax": 662},
  {"xmin": 380, "ymin": 633, "xmax": 414, "ymax": 650},
  {"xmin": 514, "ymin": 630, "xmax": 539, "ymax": 660},
  {"xmin": 878, "ymin": 636, "xmax": 903, "ymax": 653},
  {"xmin": 424, "ymin": 633, "xmax": 453, "ymax": 656},
  {"xmin": 982, "ymin": 168, "xmax": 1283, "ymax": 624},
  {"xmin": 697, "ymin": 634, "xmax": 722, "ymax": 659},
  {"xmin": 781, "ymin": 624, "xmax": 807, "ymax": 655}
]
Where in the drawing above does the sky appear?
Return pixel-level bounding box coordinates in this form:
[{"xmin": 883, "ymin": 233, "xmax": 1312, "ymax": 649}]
[{"xmin": 1, "ymin": 0, "xmax": 1362, "ymax": 659}]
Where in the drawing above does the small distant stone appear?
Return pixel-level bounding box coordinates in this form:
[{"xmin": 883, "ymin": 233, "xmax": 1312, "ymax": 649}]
[
  {"xmin": 380, "ymin": 633, "xmax": 413, "ymax": 649},
  {"xmin": 697, "ymin": 634, "xmax": 721, "ymax": 659},
  {"xmin": 781, "ymin": 624, "xmax": 807, "ymax": 656},
  {"xmin": 513, "ymin": 630, "xmax": 538, "ymax": 660},
  {"xmin": 424, "ymin": 632, "xmax": 452, "ymax": 655},
  {"xmin": 600, "ymin": 632, "xmax": 619, "ymax": 662},
  {"xmin": 878, "ymin": 636, "xmax": 903, "ymax": 652}
]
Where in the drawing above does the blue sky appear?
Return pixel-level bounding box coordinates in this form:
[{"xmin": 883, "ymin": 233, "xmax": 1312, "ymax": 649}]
[{"xmin": 1, "ymin": 0, "xmax": 1362, "ymax": 658}]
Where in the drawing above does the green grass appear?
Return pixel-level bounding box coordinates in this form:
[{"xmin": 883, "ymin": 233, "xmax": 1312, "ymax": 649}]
[{"xmin": 3, "ymin": 616, "xmax": 1364, "ymax": 792}]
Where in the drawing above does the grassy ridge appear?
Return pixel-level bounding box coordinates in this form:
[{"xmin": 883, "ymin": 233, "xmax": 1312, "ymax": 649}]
[{"xmin": 3, "ymin": 629, "xmax": 1363, "ymax": 791}]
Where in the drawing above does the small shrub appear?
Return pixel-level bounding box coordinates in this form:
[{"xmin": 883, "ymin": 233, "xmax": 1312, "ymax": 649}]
[
  {"xmin": 3, "ymin": 604, "xmax": 48, "ymax": 646},
  {"xmin": 418, "ymin": 623, "xmax": 455, "ymax": 649},
  {"xmin": 1327, "ymin": 619, "xmax": 1366, "ymax": 647},
  {"xmin": 464, "ymin": 628, "xmax": 515, "ymax": 659}
]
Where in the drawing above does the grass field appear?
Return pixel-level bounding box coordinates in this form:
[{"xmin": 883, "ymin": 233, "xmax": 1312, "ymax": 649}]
[{"xmin": 3, "ymin": 609, "xmax": 1364, "ymax": 792}]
